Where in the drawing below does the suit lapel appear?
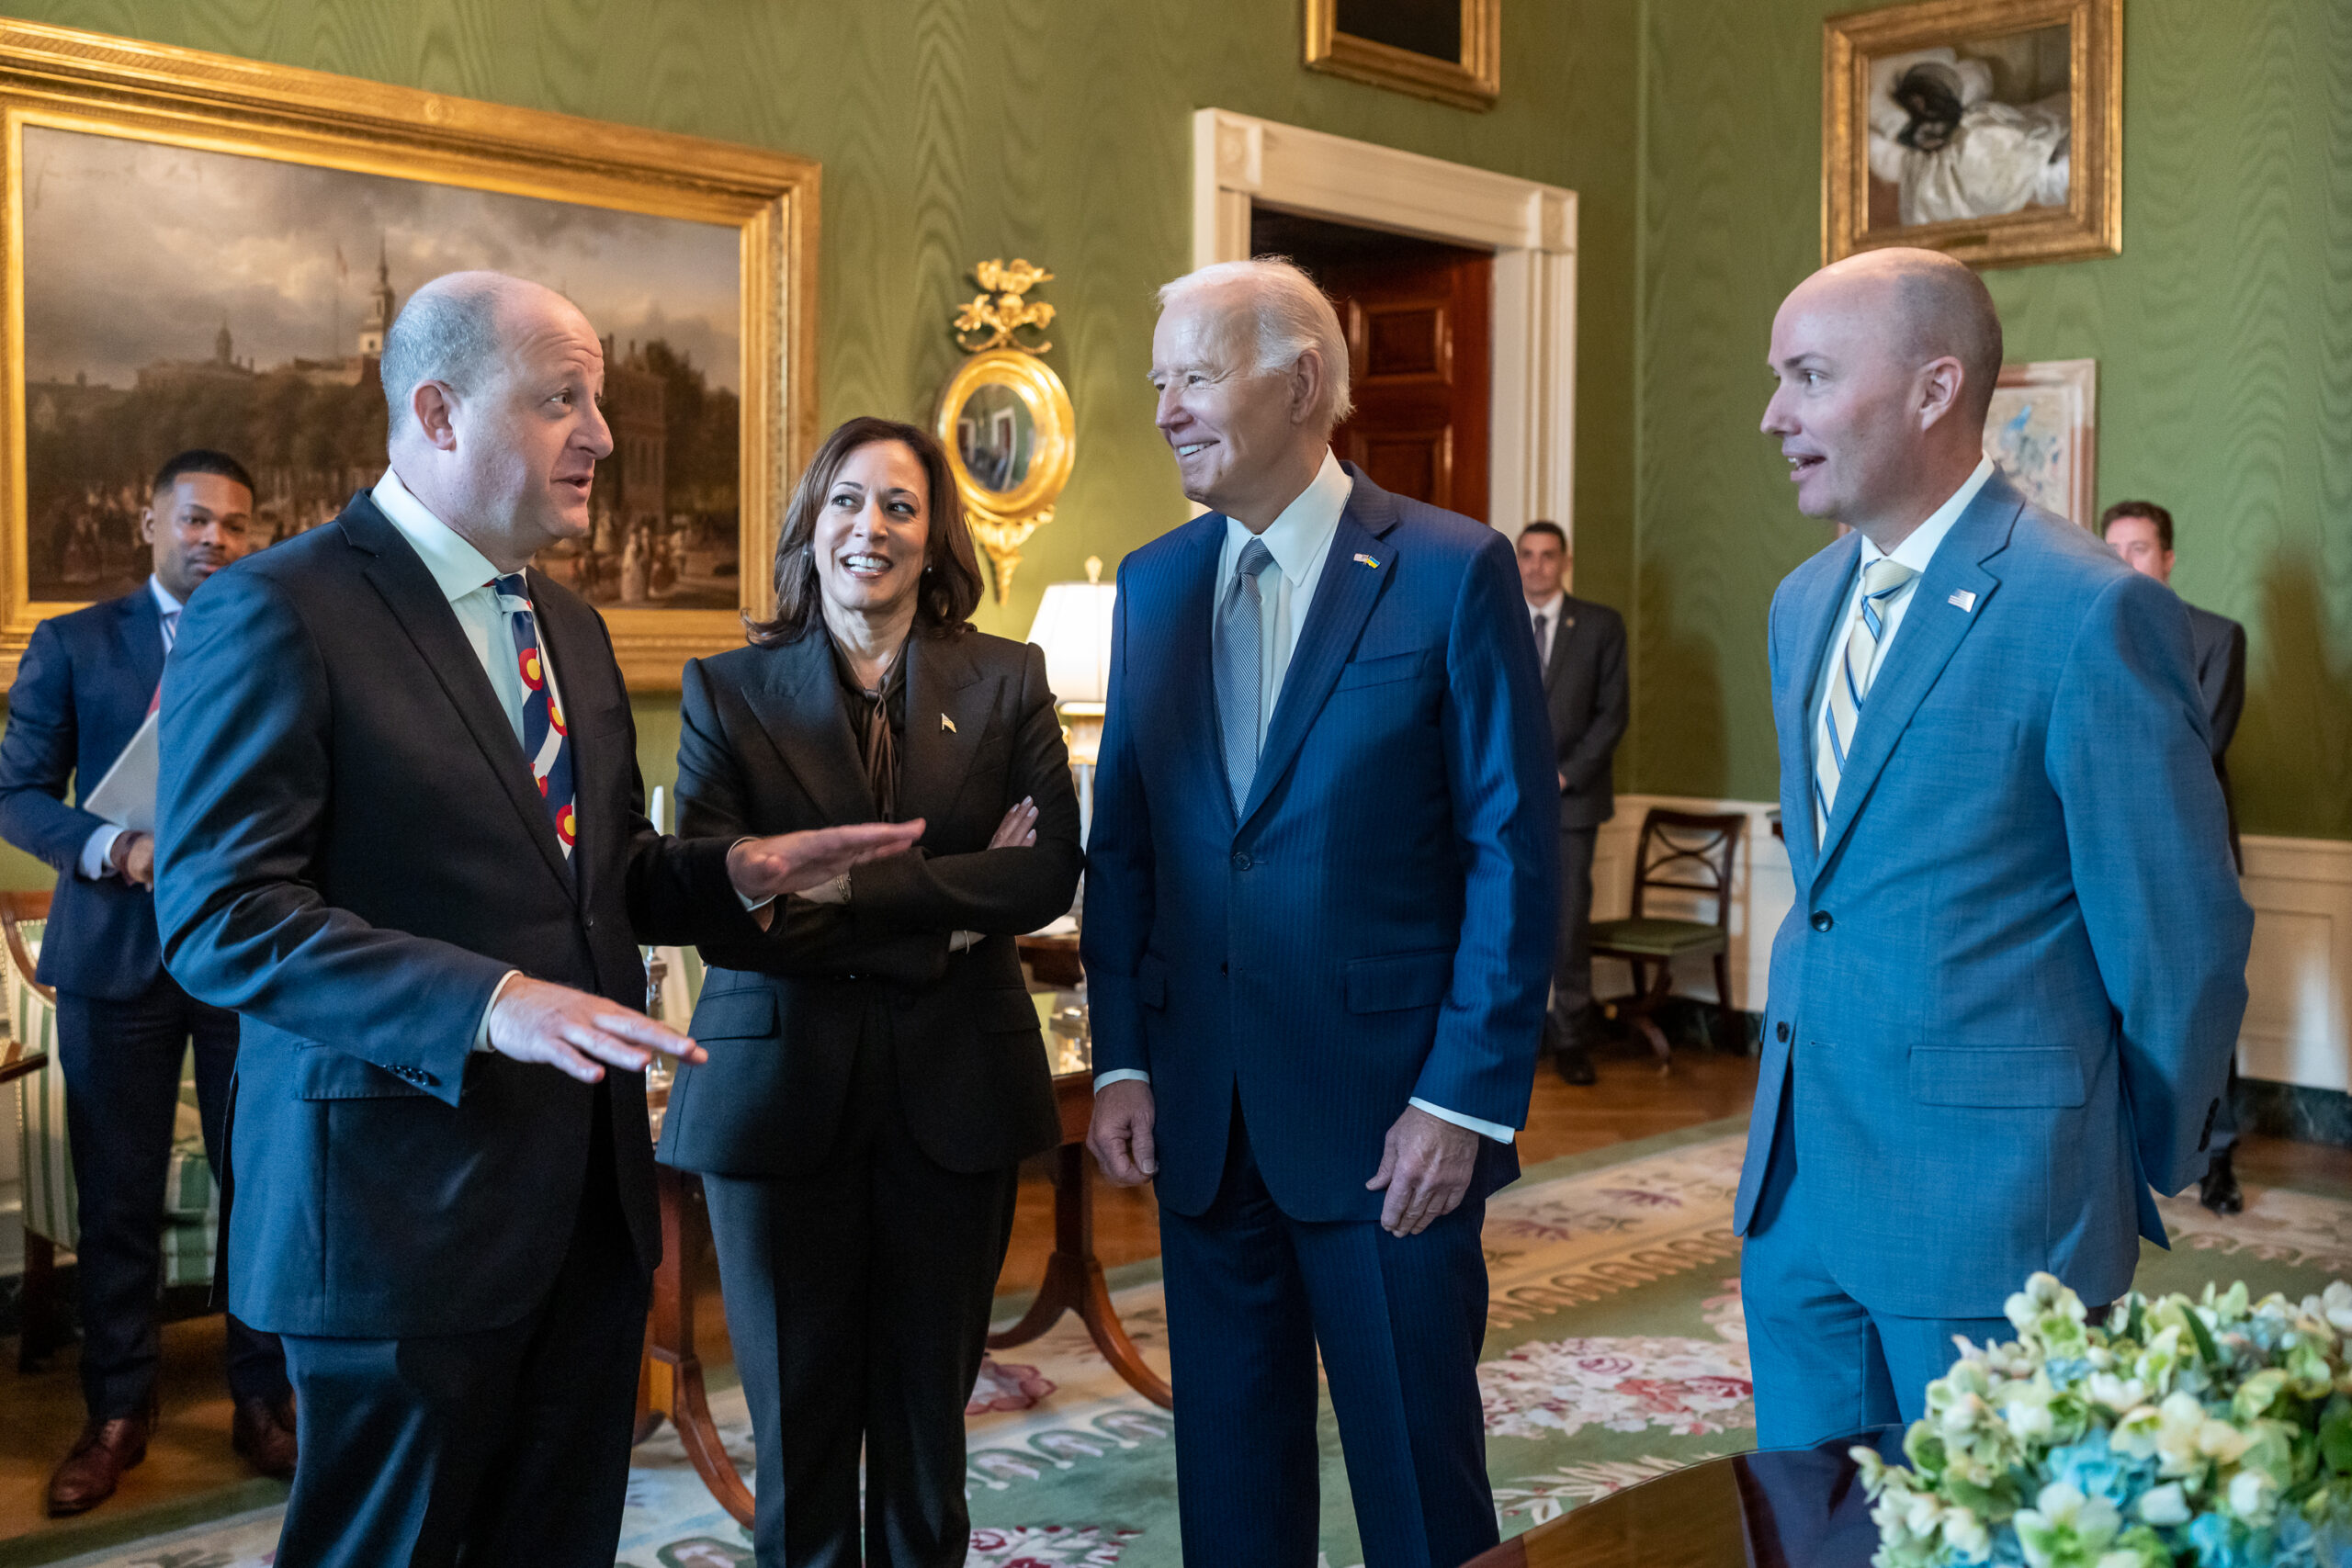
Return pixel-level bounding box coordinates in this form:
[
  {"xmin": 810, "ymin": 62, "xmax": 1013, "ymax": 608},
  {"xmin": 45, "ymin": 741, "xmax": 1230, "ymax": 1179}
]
[
  {"xmin": 1780, "ymin": 537, "xmax": 1858, "ymax": 893},
  {"xmin": 899, "ymin": 632, "xmax": 993, "ymax": 829},
  {"xmin": 1541, "ymin": 600, "xmax": 1570, "ymax": 694},
  {"xmin": 343, "ymin": 498, "xmax": 574, "ymax": 895},
  {"xmin": 1168, "ymin": 518, "xmax": 1237, "ymax": 832},
  {"xmin": 1238, "ymin": 493, "xmax": 1397, "ymax": 833},
  {"xmin": 114, "ymin": 589, "xmax": 164, "ymax": 710},
  {"xmin": 1813, "ymin": 481, "xmax": 2018, "ymax": 873},
  {"xmin": 739, "ymin": 631, "xmax": 874, "ymax": 825}
]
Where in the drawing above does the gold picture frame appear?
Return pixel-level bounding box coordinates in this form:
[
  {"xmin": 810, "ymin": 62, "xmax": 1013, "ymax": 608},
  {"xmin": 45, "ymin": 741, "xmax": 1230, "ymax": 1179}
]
[
  {"xmin": 0, "ymin": 20, "xmax": 820, "ymax": 690},
  {"xmin": 1305, "ymin": 0, "xmax": 1500, "ymax": 113},
  {"xmin": 1823, "ymin": 0, "xmax": 2120, "ymax": 270}
]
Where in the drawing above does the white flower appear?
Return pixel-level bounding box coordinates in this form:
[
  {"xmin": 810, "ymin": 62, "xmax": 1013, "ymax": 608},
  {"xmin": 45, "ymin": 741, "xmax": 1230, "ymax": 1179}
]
[
  {"xmin": 1941, "ymin": 1506, "xmax": 1993, "ymax": 1561},
  {"xmin": 2137, "ymin": 1482, "xmax": 2191, "ymax": 1526},
  {"xmin": 2226, "ymin": 1466, "xmax": 2278, "ymax": 1525},
  {"xmin": 2015, "ymin": 1482, "xmax": 2121, "ymax": 1568},
  {"xmin": 2319, "ymin": 1280, "xmax": 2352, "ymax": 1333},
  {"xmin": 2085, "ymin": 1371, "xmax": 2148, "ymax": 1412}
]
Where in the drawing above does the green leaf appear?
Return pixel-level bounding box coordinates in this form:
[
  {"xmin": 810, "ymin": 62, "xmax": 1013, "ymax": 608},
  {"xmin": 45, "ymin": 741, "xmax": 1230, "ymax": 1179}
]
[
  {"xmin": 2320, "ymin": 1404, "xmax": 2352, "ymax": 1474},
  {"xmin": 2185, "ymin": 1304, "xmax": 2223, "ymax": 1369}
]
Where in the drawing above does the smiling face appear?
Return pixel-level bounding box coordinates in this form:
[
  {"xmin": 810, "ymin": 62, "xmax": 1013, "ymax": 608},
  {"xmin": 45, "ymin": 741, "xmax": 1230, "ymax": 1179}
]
[
  {"xmin": 1148, "ymin": 284, "xmax": 1326, "ymax": 528},
  {"xmin": 813, "ymin": 439, "xmax": 930, "ymax": 626},
  {"xmin": 142, "ymin": 471, "xmax": 254, "ymax": 601}
]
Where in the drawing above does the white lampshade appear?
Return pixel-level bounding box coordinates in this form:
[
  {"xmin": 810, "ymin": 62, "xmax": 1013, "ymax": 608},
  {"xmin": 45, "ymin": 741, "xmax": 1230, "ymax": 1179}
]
[{"xmin": 1025, "ymin": 556, "xmax": 1116, "ymax": 712}]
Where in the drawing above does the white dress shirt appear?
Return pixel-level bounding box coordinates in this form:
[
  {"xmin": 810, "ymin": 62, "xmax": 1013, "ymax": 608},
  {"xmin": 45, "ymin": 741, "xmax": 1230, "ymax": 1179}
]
[
  {"xmin": 1808, "ymin": 457, "xmax": 1994, "ymax": 741},
  {"xmin": 1094, "ymin": 449, "xmax": 1515, "ymax": 1145},
  {"xmin": 76, "ymin": 576, "xmax": 186, "ymax": 881},
  {"xmin": 1527, "ymin": 591, "xmax": 1565, "ymax": 671}
]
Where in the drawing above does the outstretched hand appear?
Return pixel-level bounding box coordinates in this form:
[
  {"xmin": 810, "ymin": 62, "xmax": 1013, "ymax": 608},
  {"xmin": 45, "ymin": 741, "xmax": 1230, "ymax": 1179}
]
[
  {"xmin": 486, "ymin": 975, "xmax": 707, "ymax": 1084},
  {"xmin": 1366, "ymin": 1104, "xmax": 1481, "ymax": 1236},
  {"xmin": 726, "ymin": 819, "xmax": 926, "ymax": 903}
]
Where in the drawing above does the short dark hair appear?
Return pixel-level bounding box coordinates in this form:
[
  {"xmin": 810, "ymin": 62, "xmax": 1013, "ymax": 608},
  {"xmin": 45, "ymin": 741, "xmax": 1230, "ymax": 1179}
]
[
  {"xmin": 2098, "ymin": 500, "xmax": 2174, "ymax": 551},
  {"xmin": 746, "ymin": 417, "xmax": 984, "ymax": 647},
  {"xmin": 1518, "ymin": 520, "xmax": 1567, "ymax": 550},
  {"xmin": 152, "ymin": 449, "xmax": 254, "ymax": 501}
]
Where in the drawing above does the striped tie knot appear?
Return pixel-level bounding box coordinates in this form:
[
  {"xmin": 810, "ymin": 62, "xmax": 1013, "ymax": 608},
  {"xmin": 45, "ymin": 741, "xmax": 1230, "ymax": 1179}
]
[{"xmin": 1857, "ymin": 558, "xmax": 1917, "ymax": 638}]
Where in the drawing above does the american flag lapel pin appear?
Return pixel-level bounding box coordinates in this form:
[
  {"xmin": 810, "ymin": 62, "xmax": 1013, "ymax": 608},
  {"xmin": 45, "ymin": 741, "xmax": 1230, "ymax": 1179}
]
[
  {"xmin": 941, "ymin": 714, "xmax": 956, "ymax": 733},
  {"xmin": 1353, "ymin": 552, "xmax": 1380, "ymax": 569},
  {"xmin": 1948, "ymin": 589, "xmax": 1977, "ymax": 613}
]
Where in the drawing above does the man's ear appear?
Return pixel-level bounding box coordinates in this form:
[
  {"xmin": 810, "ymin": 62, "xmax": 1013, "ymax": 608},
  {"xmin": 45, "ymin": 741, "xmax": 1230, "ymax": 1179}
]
[
  {"xmin": 412, "ymin": 382, "xmax": 461, "ymax": 452},
  {"xmin": 1288, "ymin": 348, "xmax": 1328, "ymax": 429},
  {"xmin": 1916, "ymin": 355, "xmax": 1965, "ymax": 433},
  {"xmin": 138, "ymin": 506, "xmax": 156, "ymax": 546}
]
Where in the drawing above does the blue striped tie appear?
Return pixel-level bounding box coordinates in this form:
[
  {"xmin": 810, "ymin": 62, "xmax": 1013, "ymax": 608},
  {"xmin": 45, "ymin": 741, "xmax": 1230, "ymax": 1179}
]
[
  {"xmin": 1215, "ymin": 538, "xmax": 1276, "ymax": 813},
  {"xmin": 1814, "ymin": 558, "xmax": 1917, "ymax": 842}
]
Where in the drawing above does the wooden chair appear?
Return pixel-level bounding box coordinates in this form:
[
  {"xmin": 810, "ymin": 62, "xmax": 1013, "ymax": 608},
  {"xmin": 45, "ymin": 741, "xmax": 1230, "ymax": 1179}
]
[
  {"xmin": 1591, "ymin": 810, "xmax": 1745, "ymax": 1072},
  {"xmin": 0, "ymin": 888, "xmax": 51, "ymax": 1086},
  {"xmin": 1, "ymin": 890, "xmax": 60, "ymax": 1369}
]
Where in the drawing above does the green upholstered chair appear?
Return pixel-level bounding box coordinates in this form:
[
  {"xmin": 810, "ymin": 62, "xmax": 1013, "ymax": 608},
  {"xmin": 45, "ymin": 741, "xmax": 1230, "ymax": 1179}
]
[
  {"xmin": 6, "ymin": 895, "xmax": 223, "ymax": 1371},
  {"xmin": 1590, "ymin": 808, "xmax": 1747, "ymax": 1072}
]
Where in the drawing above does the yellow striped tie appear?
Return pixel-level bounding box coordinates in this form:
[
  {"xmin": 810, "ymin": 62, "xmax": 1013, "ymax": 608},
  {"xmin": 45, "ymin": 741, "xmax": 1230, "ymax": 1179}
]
[{"xmin": 1814, "ymin": 558, "xmax": 1918, "ymax": 842}]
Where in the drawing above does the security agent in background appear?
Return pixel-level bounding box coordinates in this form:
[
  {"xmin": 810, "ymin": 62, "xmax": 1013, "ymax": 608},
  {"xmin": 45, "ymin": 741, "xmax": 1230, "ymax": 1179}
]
[
  {"xmin": 1515, "ymin": 521, "xmax": 1627, "ymax": 1086},
  {"xmin": 2100, "ymin": 498, "xmax": 2249, "ymax": 1214},
  {"xmin": 0, "ymin": 450, "xmax": 294, "ymax": 1515}
]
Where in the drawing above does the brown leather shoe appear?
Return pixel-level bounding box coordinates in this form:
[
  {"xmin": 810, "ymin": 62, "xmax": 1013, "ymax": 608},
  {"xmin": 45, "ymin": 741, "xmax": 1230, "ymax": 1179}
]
[
  {"xmin": 232, "ymin": 1394, "xmax": 298, "ymax": 1482},
  {"xmin": 47, "ymin": 1410, "xmax": 150, "ymax": 1517}
]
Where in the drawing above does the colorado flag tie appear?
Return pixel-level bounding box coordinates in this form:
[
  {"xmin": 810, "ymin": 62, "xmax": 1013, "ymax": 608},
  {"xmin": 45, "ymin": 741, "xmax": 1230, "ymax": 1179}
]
[{"xmin": 494, "ymin": 573, "xmax": 575, "ymax": 856}]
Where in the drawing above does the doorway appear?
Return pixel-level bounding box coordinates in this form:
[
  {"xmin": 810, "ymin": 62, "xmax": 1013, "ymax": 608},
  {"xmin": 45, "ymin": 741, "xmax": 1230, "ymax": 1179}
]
[{"xmin": 1251, "ymin": 206, "xmax": 1494, "ymax": 523}]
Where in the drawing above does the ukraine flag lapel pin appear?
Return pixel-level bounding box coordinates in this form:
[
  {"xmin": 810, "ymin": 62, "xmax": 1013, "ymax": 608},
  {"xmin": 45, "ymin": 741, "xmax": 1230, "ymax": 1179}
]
[{"xmin": 1353, "ymin": 552, "xmax": 1380, "ymax": 569}]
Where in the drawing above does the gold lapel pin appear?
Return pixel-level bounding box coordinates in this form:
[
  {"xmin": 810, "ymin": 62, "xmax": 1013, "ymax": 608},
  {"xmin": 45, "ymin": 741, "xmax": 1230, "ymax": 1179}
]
[{"xmin": 941, "ymin": 714, "xmax": 957, "ymax": 733}]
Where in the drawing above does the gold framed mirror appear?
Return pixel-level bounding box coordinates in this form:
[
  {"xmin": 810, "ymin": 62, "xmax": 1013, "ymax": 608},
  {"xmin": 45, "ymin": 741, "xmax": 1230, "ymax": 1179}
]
[{"xmin": 937, "ymin": 261, "xmax": 1075, "ymax": 602}]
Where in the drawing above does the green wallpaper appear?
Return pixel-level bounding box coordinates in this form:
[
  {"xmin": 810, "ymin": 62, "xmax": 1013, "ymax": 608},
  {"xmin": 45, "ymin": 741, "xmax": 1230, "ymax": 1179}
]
[
  {"xmin": 1633, "ymin": 0, "xmax": 2352, "ymax": 840},
  {"xmin": 0, "ymin": 0, "xmax": 1642, "ymax": 886}
]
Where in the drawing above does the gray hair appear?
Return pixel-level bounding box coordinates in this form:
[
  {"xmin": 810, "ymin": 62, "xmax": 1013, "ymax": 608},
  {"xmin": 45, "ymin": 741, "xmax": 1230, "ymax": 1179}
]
[
  {"xmin": 379, "ymin": 272, "xmax": 511, "ymax": 434},
  {"xmin": 1157, "ymin": 257, "xmax": 1354, "ymax": 429}
]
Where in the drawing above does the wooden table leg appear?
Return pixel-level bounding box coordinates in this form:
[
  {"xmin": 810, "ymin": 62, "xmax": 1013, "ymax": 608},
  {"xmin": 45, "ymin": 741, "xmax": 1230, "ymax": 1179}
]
[
  {"xmin": 639, "ymin": 1165, "xmax": 755, "ymax": 1527},
  {"xmin": 989, "ymin": 1144, "xmax": 1172, "ymax": 1410}
]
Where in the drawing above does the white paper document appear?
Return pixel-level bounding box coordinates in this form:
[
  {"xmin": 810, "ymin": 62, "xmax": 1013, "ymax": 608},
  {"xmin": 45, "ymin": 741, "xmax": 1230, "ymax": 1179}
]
[{"xmin": 83, "ymin": 710, "xmax": 159, "ymax": 834}]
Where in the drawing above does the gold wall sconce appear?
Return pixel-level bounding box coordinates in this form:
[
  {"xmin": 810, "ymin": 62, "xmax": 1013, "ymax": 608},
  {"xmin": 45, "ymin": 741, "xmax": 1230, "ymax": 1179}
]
[{"xmin": 936, "ymin": 260, "xmax": 1076, "ymax": 603}]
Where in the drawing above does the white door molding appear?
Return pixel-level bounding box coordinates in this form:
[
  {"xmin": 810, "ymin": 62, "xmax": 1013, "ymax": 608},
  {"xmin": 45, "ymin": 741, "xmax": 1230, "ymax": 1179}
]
[{"xmin": 1191, "ymin": 108, "xmax": 1577, "ymax": 541}]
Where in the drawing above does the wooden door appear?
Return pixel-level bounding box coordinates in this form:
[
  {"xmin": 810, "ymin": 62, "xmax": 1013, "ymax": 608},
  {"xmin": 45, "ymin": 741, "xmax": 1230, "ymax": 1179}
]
[{"xmin": 1318, "ymin": 248, "xmax": 1491, "ymax": 520}]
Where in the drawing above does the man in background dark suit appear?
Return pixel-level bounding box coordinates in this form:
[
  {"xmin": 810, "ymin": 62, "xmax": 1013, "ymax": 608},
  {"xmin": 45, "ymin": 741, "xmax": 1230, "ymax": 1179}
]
[
  {"xmin": 1516, "ymin": 521, "xmax": 1628, "ymax": 1085},
  {"xmin": 0, "ymin": 449, "xmax": 293, "ymax": 1515},
  {"xmin": 154, "ymin": 272, "xmax": 922, "ymax": 1568},
  {"xmin": 2102, "ymin": 498, "xmax": 2249, "ymax": 1213}
]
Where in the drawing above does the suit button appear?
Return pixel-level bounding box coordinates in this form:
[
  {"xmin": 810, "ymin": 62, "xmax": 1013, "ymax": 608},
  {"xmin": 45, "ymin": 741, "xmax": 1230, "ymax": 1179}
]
[
  {"xmin": 584, "ymin": 915, "xmax": 596, "ymax": 931},
  {"xmin": 1811, "ymin": 910, "xmax": 1833, "ymax": 932},
  {"xmin": 1775, "ymin": 1021, "xmax": 1789, "ymax": 1043},
  {"xmin": 1219, "ymin": 962, "xmax": 1229, "ymax": 976},
  {"xmin": 1231, "ymin": 852, "xmax": 1252, "ymax": 871}
]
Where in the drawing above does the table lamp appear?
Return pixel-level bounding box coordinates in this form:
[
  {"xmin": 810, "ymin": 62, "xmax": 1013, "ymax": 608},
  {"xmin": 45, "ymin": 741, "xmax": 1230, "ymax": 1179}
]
[{"xmin": 1024, "ymin": 555, "xmax": 1115, "ymax": 765}]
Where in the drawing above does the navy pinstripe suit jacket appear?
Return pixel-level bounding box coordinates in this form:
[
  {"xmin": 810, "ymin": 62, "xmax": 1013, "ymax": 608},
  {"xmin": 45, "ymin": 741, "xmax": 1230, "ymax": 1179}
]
[{"xmin": 1082, "ymin": 466, "xmax": 1559, "ymax": 1221}]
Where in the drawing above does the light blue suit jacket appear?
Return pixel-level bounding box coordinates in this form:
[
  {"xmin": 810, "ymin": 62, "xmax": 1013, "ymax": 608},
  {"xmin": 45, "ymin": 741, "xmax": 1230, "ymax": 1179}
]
[
  {"xmin": 1734, "ymin": 473, "xmax": 2253, "ymax": 1318},
  {"xmin": 1081, "ymin": 468, "xmax": 1559, "ymax": 1222}
]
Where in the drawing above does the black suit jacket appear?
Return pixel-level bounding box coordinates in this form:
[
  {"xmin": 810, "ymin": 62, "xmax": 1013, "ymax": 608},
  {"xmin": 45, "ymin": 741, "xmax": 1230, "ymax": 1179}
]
[
  {"xmin": 154, "ymin": 492, "xmax": 766, "ymax": 1338},
  {"xmin": 2185, "ymin": 599, "xmax": 2246, "ymax": 863},
  {"xmin": 1536, "ymin": 594, "xmax": 1628, "ymax": 830},
  {"xmin": 0, "ymin": 588, "xmax": 169, "ymax": 998},
  {"xmin": 656, "ymin": 626, "xmax": 1080, "ymax": 1179}
]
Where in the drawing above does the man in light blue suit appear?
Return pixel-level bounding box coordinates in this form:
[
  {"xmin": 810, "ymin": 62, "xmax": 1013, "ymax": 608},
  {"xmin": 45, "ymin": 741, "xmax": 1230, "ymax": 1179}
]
[
  {"xmin": 1741, "ymin": 247, "xmax": 2253, "ymax": 1448},
  {"xmin": 1083, "ymin": 259, "xmax": 1557, "ymax": 1568}
]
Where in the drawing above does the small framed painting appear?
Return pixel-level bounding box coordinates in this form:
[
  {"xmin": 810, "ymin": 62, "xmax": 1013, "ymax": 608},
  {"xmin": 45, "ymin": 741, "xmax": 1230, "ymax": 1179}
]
[
  {"xmin": 1984, "ymin": 358, "xmax": 2098, "ymax": 525},
  {"xmin": 1305, "ymin": 0, "xmax": 1500, "ymax": 112},
  {"xmin": 1823, "ymin": 0, "xmax": 2120, "ymax": 270}
]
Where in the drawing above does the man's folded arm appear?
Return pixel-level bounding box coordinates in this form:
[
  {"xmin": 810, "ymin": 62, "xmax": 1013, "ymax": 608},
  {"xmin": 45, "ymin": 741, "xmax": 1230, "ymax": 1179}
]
[
  {"xmin": 154, "ymin": 568, "xmax": 507, "ymax": 1106},
  {"xmin": 2052, "ymin": 570, "xmax": 2253, "ymax": 1194},
  {"xmin": 1410, "ymin": 534, "xmax": 1561, "ymax": 1132}
]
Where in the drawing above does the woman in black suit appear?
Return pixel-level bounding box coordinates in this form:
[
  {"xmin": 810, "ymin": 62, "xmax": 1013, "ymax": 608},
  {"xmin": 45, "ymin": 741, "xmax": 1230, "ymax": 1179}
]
[{"xmin": 657, "ymin": 416, "xmax": 1081, "ymax": 1568}]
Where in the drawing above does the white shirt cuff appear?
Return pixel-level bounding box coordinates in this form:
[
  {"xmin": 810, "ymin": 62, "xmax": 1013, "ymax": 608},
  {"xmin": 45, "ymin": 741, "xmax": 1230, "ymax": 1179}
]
[
  {"xmin": 729, "ymin": 838, "xmax": 778, "ymax": 911},
  {"xmin": 950, "ymin": 931, "xmax": 979, "ymax": 952},
  {"xmin": 474, "ymin": 970, "xmax": 524, "ymax": 1053},
  {"xmin": 77, "ymin": 823, "xmax": 123, "ymax": 881},
  {"xmin": 1093, "ymin": 1068, "xmax": 1149, "ymax": 1092},
  {"xmin": 1409, "ymin": 1097, "xmax": 1516, "ymax": 1145}
]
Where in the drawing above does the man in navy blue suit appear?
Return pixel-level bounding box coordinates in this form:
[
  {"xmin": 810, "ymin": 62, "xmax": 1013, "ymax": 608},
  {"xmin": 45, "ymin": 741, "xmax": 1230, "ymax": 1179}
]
[
  {"xmin": 1083, "ymin": 259, "xmax": 1558, "ymax": 1568},
  {"xmin": 1741, "ymin": 249, "xmax": 2251, "ymax": 1446},
  {"xmin": 0, "ymin": 449, "xmax": 294, "ymax": 1514}
]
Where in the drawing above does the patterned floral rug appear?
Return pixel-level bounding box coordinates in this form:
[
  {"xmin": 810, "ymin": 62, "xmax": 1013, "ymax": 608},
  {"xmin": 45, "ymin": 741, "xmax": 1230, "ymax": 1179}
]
[{"xmin": 22, "ymin": 1119, "xmax": 2352, "ymax": 1568}]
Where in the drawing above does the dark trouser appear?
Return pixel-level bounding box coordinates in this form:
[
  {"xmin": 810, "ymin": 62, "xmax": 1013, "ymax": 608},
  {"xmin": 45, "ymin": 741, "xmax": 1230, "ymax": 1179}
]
[
  {"xmin": 272, "ymin": 1099, "xmax": 648, "ymax": 1568},
  {"xmin": 54, "ymin": 976, "xmax": 286, "ymax": 1421},
  {"xmin": 1546, "ymin": 825, "xmax": 1598, "ymax": 1043},
  {"xmin": 1157, "ymin": 1100, "xmax": 1496, "ymax": 1568},
  {"xmin": 1739, "ymin": 1095, "xmax": 2007, "ymax": 1449},
  {"xmin": 701, "ymin": 1010, "xmax": 1020, "ymax": 1568},
  {"xmin": 2211, "ymin": 1061, "xmax": 2240, "ymax": 1156}
]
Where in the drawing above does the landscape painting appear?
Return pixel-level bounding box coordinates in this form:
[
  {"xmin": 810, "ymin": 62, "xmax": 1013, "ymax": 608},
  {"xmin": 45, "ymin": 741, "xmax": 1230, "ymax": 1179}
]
[{"xmin": 20, "ymin": 124, "xmax": 744, "ymax": 611}]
